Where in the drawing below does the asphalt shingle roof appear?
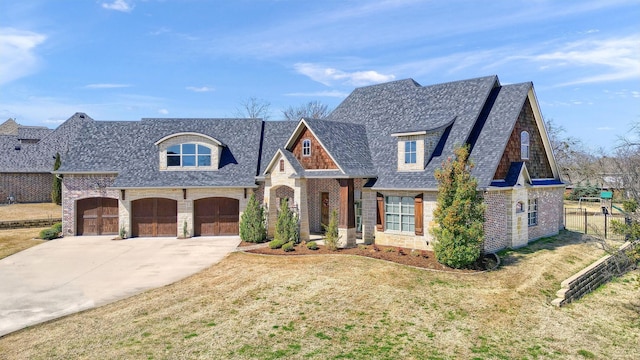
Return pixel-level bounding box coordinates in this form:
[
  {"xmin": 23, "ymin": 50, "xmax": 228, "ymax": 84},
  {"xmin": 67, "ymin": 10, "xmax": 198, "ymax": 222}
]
[
  {"xmin": 59, "ymin": 118, "xmax": 263, "ymax": 188},
  {"xmin": 326, "ymin": 75, "xmax": 501, "ymax": 189},
  {"xmin": 259, "ymin": 121, "xmax": 298, "ymax": 175}
]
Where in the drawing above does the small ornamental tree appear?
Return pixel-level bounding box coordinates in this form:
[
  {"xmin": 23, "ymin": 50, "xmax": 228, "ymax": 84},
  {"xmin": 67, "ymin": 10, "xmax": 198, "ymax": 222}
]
[
  {"xmin": 239, "ymin": 194, "xmax": 267, "ymax": 243},
  {"xmin": 51, "ymin": 152, "xmax": 62, "ymax": 205},
  {"xmin": 431, "ymin": 145, "xmax": 485, "ymax": 268},
  {"xmin": 274, "ymin": 198, "xmax": 299, "ymax": 244},
  {"xmin": 323, "ymin": 209, "xmax": 339, "ymax": 251}
]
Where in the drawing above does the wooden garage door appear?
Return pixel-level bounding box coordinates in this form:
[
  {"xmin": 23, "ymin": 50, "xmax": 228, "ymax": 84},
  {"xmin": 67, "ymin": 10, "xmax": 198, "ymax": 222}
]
[
  {"xmin": 77, "ymin": 197, "xmax": 119, "ymax": 235},
  {"xmin": 194, "ymin": 197, "xmax": 239, "ymax": 236},
  {"xmin": 132, "ymin": 198, "xmax": 177, "ymax": 237}
]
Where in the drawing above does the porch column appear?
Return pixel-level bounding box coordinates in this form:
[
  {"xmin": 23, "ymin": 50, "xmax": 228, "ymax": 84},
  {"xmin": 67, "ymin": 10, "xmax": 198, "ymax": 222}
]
[
  {"xmin": 338, "ymin": 178, "xmax": 356, "ymax": 248},
  {"xmin": 294, "ymin": 178, "xmax": 310, "ymax": 242}
]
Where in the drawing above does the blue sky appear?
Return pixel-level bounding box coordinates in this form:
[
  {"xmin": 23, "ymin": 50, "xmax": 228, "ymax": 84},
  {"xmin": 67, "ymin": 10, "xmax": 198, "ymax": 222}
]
[{"xmin": 1, "ymin": 0, "xmax": 638, "ymax": 153}]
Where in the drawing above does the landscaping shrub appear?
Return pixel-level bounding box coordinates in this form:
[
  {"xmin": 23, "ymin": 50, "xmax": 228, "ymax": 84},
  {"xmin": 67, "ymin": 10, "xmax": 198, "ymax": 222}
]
[
  {"xmin": 275, "ymin": 198, "xmax": 299, "ymax": 244},
  {"xmin": 323, "ymin": 209, "xmax": 339, "ymax": 251},
  {"xmin": 432, "ymin": 145, "xmax": 485, "ymax": 269},
  {"xmin": 269, "ymin": 238, "xmax": 285, "ymax": 249},
  {"xmin": 39, "ymin": 228, "xmax": 59, "ymax": 240},
  {"xmin": 239, "ymin": 194, "xmax": 267, "ymax": 243},
  {"xmin": 52, "ymin": 222, "xmax": 62, "ymax": 233},
  {"xmin": 282, "ymin": 241, "xmax": 295, "ymax": 252},
  {"xmin": 306, "ymin": 241, "xmax": 318, "ymax": 250}
]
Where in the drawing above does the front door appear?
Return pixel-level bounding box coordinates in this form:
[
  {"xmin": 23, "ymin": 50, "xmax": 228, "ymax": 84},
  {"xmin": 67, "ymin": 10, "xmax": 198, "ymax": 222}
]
[{"xmin": 320, "ymin": 192, "xmax": 329, "ymax": 230}]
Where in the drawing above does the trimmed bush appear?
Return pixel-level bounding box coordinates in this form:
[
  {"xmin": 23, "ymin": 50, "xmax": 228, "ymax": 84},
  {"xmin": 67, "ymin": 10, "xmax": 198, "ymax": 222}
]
[
  {"xmin": 52, "ymin": 222, "xmax": 62, "ymax": 233},
  {"xmin": 269, "ymin": 238, "xmax": 285, "ymax": 249},
  {"xmin": 239, "ymin": 194, "xmax": 267, "ymax": 243},
  {"xmin": 39, "ymin": 228, "xmax": 59, "ymax": 240},
  {"xmin": 306, "ymin": 241, "xmax": 318, "ymax": 250},
  {"xmin": 282, "ymin": 241, "xmax": 295, "ymax": 252}
]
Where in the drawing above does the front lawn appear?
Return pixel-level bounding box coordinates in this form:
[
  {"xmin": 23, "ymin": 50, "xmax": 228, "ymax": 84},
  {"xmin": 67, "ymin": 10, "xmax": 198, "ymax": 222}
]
[{"xmin": 0, "ymin": 231, "xmax": 638, "ymax": 359}]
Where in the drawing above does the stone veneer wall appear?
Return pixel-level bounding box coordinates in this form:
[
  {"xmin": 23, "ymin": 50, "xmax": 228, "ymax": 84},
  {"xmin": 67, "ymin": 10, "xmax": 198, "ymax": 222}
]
[
  {"xmin": 527, "ymin": 186, "xmax": 565, "ymax": 241},
  {"xmin": 372, "ymin": 190, "xmax": 435, "ymax": 251},
  {"xmin": 0, "ymin": 173, "xmax": 53, "ymax": 203},
  {"xmin": 483, "ymin": 190, "xmax": 510, "ymax": 253},
  {"xmin": 62, "ymin": 174, "xmax": 119, "ymax": 236},
  {"xmin": 552, "ymin": 241, "xmax": 638, "ymax": 307}
]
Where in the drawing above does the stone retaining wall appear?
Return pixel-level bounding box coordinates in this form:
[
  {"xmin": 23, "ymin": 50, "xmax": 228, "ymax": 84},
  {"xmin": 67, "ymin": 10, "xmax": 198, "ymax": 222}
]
[
  {"xmin": 0, "ymin": 218, "xmax": 62, "ymax": 230},
  {"xmin": 552, "ymin": 241, "xmax": 638, "ymax": 307}
]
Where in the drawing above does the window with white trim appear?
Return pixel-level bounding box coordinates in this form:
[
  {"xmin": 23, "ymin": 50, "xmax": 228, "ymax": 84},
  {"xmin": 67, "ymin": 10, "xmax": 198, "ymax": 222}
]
[
  {"xmin": 302, "ymin": 139, "xmax": 311, "ymax": 157},
  {"xmin": 528, "ymin": 198, "xmax": 538, "ymax": 226},
  {"xmin": 385, "ymin": 196, "xmax": 414, "ymax": 232},
  {"xmin": 404, "ymin": 140, "xmax": 417, "ymax": 164},
  {"xmin": 167, "ymin": 143, "xmax": 212, "ymax": 168},
  {"xmin": 521, "ymin": 131, "xmax": 530, "ymax": 160}
]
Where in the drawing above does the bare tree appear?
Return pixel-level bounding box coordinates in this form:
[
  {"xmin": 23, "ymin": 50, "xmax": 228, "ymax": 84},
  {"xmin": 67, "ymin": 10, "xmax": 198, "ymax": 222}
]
[
  {"xmin": 282, "ymin": 101, "xmax": 331, "ymax": 121},
  {"xmin": 613, "ymin": 122, "xmax": 640, "ymax": 203},
  {"xmin": 236, "ymin": 97, "xmax": 271, "ymax": 120},
  {"xmin": 545, "ymin": 118, "xmax": 597, "ymax": 185}
]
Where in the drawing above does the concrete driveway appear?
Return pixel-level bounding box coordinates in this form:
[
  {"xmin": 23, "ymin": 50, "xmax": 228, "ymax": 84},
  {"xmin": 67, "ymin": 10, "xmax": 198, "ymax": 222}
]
[{"xmin": 0, "ymin": 235, "xmax": 240, "ymax": 337}]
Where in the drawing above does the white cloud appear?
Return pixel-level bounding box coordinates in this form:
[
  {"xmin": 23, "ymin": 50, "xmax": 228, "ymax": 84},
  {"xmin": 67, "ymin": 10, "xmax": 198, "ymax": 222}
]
[
  {"xmin": 186, "ymin": 86, "xmax": 214, "ymax": 92},
  {"xmin": 158, "ymin": 109, "xmax": 169, "ymax": 115},
  {"xmin": 285, "ymin": 90, "xmax": 349, "ymax": 98},
  {"xmin": 85, "ymin": 83, "xmax": 132, "ymax": 89},
  {"xmin": 102, "ymin": 0, "xmax": 133, "ymax": 13},
  {"xmin": 294, "ymin": 63, "xmax": 395, "ymax": 87},
  {"xmin": 525, "ymin": 35, "xmax": 640, "ymax": 86},
  {"xmin": 0, "ymin": 28, "xmax": 46, "ymax": 85}
]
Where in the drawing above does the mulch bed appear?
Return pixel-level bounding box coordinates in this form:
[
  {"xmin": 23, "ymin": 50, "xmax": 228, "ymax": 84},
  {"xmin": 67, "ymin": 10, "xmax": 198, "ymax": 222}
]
[{"xmin": 238, "ymin": 241, "xmax": 498, "ymax": 273}]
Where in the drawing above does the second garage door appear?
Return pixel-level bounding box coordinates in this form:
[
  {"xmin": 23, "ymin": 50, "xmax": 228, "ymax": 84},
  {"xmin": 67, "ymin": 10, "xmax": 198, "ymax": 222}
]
[
  {"xmin": 194, "ymin": 197, "xmax": 239, "ymax": 236},
  {"xmin": 132, "ymin": 198, "xmax": 177, "ymax": 237}
]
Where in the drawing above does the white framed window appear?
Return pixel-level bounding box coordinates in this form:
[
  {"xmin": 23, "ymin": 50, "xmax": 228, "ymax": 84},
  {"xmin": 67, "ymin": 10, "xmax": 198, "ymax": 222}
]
[
  {"xmin": 302, "ymin": 139, "xmax": 311, "ymax": 157},
  {"xmin": 404, "ymin": 140, "xmax": 416, "ymax": 164},
  {"xmin": 521, "ymin": 131, "xmax": 530, "ymax": 160},
  {"xmin": 385, "ymin": 196, "xmax": 414, "ymax": 232},
  {"xmin": 167, "ymin": 143, "xmax": 212, "ymax": 168},
  {"xmin": 528, "ymin": 198, "xmax": 538, "ymax": 226}
]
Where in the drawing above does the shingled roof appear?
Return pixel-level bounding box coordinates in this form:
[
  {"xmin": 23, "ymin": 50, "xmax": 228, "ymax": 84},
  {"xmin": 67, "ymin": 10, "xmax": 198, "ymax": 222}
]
[
  {"xmin": 0, "ymin": 113, "xmax": 92, "ymax": 173},
  {"xmin": 59, "ymin": 118, "xmax": 263, "ymax": 188},
  {"xmin": 326, "ymin": 75, "xmax": 505, "ymax": 189}
]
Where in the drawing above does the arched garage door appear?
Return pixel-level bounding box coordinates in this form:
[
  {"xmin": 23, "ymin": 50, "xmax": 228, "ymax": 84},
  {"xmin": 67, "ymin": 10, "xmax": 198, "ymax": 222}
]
[
  {"xmin": 132, "ymin": 198, "xmax": 177, "ymax": 237},
  {"xmin": 194, "ymin": 197, "xmax": 239, "ymax": 236},
  {"xmin": 77, "ymin": 197, "xmax": 119, "ymax": 235}
]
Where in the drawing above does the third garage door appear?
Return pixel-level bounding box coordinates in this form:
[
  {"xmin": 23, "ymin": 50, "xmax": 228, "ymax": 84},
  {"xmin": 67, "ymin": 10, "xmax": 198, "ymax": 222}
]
[
  {"xmin": 132, "ymin": 198, "xmax": 177, "ymax": 237},
  {"xmin": 194, "ymin": 197, "xmax": 239, "ymax": 236}
]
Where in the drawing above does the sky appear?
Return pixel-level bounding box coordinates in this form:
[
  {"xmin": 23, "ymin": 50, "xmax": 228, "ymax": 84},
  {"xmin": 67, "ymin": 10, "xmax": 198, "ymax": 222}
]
[{"xmin": 1, "ymin": 0, "xmax": 639, "ymax": 153}]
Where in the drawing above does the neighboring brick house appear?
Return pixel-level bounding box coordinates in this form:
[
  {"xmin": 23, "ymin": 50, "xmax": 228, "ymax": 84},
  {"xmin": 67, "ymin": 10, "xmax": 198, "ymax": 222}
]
[
  {"xmin": 0, "ymin": 114, "xmax": 90, "ymax": 203},
  {"xmin": 57, "ymin": 75, "xmax": 564, "ymax": 253}
]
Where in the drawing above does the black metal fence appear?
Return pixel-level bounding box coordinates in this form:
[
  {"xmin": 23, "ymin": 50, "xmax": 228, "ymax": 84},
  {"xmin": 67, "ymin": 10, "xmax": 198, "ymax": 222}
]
[{"xmin": 564, "ymin": 207, "xmax": 627, "ymax": 240}]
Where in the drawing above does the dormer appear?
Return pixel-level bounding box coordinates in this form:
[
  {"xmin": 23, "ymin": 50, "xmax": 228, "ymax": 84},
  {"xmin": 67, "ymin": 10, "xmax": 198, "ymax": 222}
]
[
  {"xmin": 392, "ymin": 131, "xmax": 426, "ymax": 171},
  {"xmin": 155, "ymin": 132, "xmax": 224, "ymax": 171}
]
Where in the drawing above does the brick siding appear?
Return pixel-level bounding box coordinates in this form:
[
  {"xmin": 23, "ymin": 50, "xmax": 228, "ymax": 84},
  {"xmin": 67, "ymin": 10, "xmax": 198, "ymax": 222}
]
[
  {"xmin": 0, "ymin": 173, "xmax": 53, "ymax": 203},
  {"xmin": 483, "ymin": 190, "xmax": 510, "ymax": 253}
]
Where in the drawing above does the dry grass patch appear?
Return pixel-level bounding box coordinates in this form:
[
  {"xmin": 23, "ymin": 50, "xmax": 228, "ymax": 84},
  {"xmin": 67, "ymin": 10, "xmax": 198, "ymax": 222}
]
[
  {"xmin": 0, "ymin": 228, "xmax": 46, "ymax": 259},
  {"xmin": 0, "ymin": 231, "xmax": 638, "ymax": 359},
  {"xmin": 0, "ymin": 203, "xmax": 62, "ymax": 221}
]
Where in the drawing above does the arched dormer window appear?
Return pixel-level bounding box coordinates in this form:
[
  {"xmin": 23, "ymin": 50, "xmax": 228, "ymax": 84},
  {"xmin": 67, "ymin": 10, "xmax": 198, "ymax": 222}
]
[
  {"xmin": 521, "ymin": 131, "xmax": 530, "ymax": 160},
  {"xmin": 156, "ymin": 132, "xmax": 223, "ymax": 171},
  {"xmin": 302, "ymin": 139, "xmax": 311, "ymax": 157},
  {"xmin": 167, "ymin": 143, "xmax": 212, "ymax": 167}
]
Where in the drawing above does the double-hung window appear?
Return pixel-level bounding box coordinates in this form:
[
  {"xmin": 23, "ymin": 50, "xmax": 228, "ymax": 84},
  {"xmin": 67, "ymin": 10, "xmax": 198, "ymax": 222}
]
[
  {"xmin": 528, "ymin": 198, "xmax": 538, "ymax": 226},
  {"xmin": 404, "ymin": 140, "xmax": 417, "ymax": 164},
  {"xmin": 302, "ymin": 139, "xmax": 311, "ymax": 157},
  {"xmin": 167, "ymin": 143, "xmax": 212, "ymax": 168},
  {"xmin": 385, "ymin": 196, "xmax": 414, "ymax": 232}
]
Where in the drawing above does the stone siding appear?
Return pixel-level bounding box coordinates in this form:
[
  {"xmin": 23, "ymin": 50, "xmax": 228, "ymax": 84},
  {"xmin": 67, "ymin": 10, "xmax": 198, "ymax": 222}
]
[{"xmin": 0, "ymin": 173, "xmax": 53, "ymax": 203}]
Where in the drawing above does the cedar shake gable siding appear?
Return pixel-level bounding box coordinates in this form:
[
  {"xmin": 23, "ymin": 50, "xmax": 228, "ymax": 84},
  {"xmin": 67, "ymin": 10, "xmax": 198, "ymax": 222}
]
[
  {"xmin": 494, "ymin": 98, "xmax": 553, "ymax": 180},
  {"xmin": 291, "ymin": 126, "xmax": 338, "ymax": 170}
]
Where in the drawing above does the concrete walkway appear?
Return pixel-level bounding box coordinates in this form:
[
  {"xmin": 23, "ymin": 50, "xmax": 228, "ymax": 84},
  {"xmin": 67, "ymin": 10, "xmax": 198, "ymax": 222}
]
[{"xmin": 0, "ymin": 235, "xmax": 240, "ymax": 337}]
